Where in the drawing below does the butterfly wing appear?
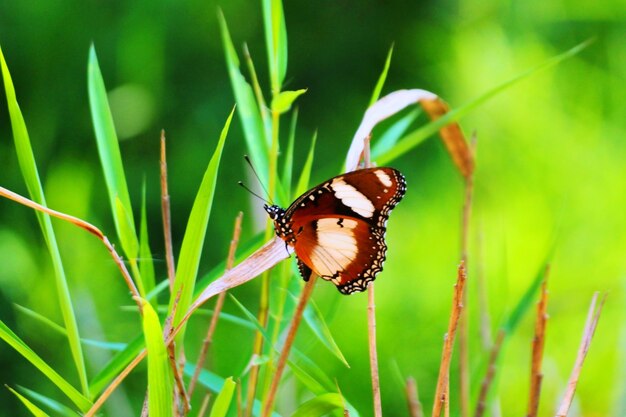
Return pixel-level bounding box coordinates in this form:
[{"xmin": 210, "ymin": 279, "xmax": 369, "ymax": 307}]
[{"xmin": 285, "ymin": 167, "xmax": 406, "ymax": 294}]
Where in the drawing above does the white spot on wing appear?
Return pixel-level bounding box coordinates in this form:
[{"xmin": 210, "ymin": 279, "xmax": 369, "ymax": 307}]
[
  {"xmin": 331, "ymin": 179, "xmax": 375, "ymax": 218},
  {"xmin": 308, "ymin": 218, "xmax": 358, "ymax": 277},
  {"xmin": 375, "ymin": 170, "xmax": 393, "ymax": 187}
]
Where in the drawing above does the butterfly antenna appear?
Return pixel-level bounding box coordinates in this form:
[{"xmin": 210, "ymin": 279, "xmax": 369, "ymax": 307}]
[
  {"xmin": 238, "ymin": 181, "xmax": 271, "ymax": 205},
  {"xmin": 244, "ymin": 155, "xmax": 273, "ymax": 204}
]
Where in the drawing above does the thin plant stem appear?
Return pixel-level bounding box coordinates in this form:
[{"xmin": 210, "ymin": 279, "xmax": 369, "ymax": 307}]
[
  {"xmin": 474, "ymin": 329, "xmax": 506, "ymax": 417},
  {"xmin": 527, "ymin": 275, "xmax": 549, "ymax": 417},
  {"xmin": 197, "ymin": 394, "xmax": 211, "ymax": 417},
  {"xmin": 431, "ymin": 261, "xmax": 467, "ymax": 417},
  {"xmin": 406, "ymin": 377, "xmax": 423, "ymax": 417},
  {"xmin": 261, "ymin": 275, "xmax": 318, "ymax": 417},
  {"xmin": 160, "ymin": 130, "xmax": 176, "ymax": 291},
  {"xmin": 163, "ymin": 290, "xmax": 189, "ymax": 415},
  {"xmin": 555, "ymin": 292, "xmax": 607, "ymax": 417},
  {"xmin": 368, "ymin": 283, "xmax": 382, "ymax": 417},
  {"xmin": 0, "ymin": 185, "xmax": 143, "ymax": 313},
  {"xmin": 458, "ymin": 133, "xmax": 476, "ymax": 417},
  {"xmin": 188, "ymin": 212, "xmax": 243, "ymax": 398}
]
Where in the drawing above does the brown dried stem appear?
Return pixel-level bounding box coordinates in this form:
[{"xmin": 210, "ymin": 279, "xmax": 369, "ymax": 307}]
[
  {"xmin": 527, "ymin": 276, "xmax": 549, "ymax": 417},
  {"xmin": 160, "ymin": 130, "xmax": 177, "ymax": 292},
  {"xmin": 474, "ymin": 329, "xmax": 505, "ymax": 417},
  {"xmin": 197, "ymin": 394, "xmax": 211, "ymax": 417},
  {"xmin": 555, "ymin": 292, "xmax": 607, "ymax": 417},
  {"xmin": 188, "ymin": 212, "xmax": 243, "ymax": 398},
  {"xmin": 0, "ymin": 185, "xmax": 143, "ymax": 312},
  {"xmin": 163, "ymin": 290, "xmax": 189, "ymax": 415},
  {"xmin": 431, "ymin": 261, "xmax": 467, "ymax": 417},
  {"xmin": 458, "ymin": 134, "xmax": 475, "ymax": 417},
  {"xmin": 261, "ymin": 275, "xmax": 318, "ymax": 417},
  {"xmin": 406, "ymin": 377, "xmax": 423, "ymax": 417}
]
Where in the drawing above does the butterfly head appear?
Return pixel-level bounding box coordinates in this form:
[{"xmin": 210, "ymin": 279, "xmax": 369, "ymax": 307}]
[{"xmin": 263, "ymin": 204, "xmax": 285, "ymax": 221}]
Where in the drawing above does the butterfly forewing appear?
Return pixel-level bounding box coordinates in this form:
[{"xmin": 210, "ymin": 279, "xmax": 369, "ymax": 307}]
[{"xmin": 267, "ymin": 167, "xmax": 406, "ymax": 294}]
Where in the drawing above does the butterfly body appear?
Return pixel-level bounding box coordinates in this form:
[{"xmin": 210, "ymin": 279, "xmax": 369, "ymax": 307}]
[{"xmin": 264, "ymin": 167, "xmax": 406, "ymax": 294}]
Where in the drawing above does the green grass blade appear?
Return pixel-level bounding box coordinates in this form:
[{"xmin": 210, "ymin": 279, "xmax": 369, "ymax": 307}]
[
  {"xmin": 17, "ymin": 386, "xmax": 82, "ymax": 417},
  {"xmin": 502, "ymin": 261, "xmax": 550, "ymax": 333},
  {"xmin": 140, "ymin": 183, "xmax": 156, "ymax": 305},
  {"xmin": 208, "ymin": 377, "xmax": 236, "ymax": 417},
  {"xmin": 168, "ymin": 108, "xmax": 234, "ymax": 346},
  {"xmin": 294, "ymin": 131, "xmax": 317, "ymax": 197},
  {"xmin": 369, "ymin": 44, "xmax": 394, "ymax": 107},
  {"xmin": 14, "ymin": 304, "xmax": 126, "ymax": 352},
  {"xmin": 303, "ymin": 299, "xmax": 349, "ymax": 367},
  {"xmin": 218, "ymin": 10, "xmax": 269, "ymax": 185},
  {"xmin": 262, "ymin": 0, "xmax": 288, "ymax": 91},
  {"xmin": 281, "ymin": 107, "xmax": 298, "ymax": 199},
  {"xmin": 371, "ymin": 109, "xmax": 420, "ymax": 158},
  {"xmin": 376, "ymin": 40, "xmax": 593, "ymax": 166},
  {"xmin": 289, "ymin": 393, "xmax": 344, "ymax": 417},
  {"xmin": 140, "ymin": 299, "xmax": 173, "ymax": 417},
  {"xmin": 0, "ymin": 46, "xmax": 89, "ymax": 397},
  {"xmin": 89, "ymin": 336, "xmax": 144, "ymax": 396},
  {"xmin": 0, "ymin": 320, "xmax": 92, "ymax": 411},
  {"xmin": 87, "ymin": 45, "xmax": 138, "ymax": 260},
  {"xmin": 6, "ymin": 386, "xmax": 50, "ymax": 417}
]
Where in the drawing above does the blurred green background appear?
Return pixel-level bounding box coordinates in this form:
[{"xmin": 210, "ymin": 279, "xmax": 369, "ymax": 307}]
[{"xmin": 0, "ymin": 0, "xmax": 624, "ymax": 416}]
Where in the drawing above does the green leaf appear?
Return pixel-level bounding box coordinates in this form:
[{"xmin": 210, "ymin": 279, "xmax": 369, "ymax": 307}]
[
  {"xmin": 271, "ymin": 89, "xmax": 307, "ymax": 114},
  {"xmin": 0, "ymin": 320, "xmax": 92, "ymax": 411},
  {"xmin": 141, "ymin": 299, "xmax": 173, "ymax": 417},
  {"xmin": 218, "ymin": 10, "xmax": 269, "ymax": 185},
  {"xmin": 168, "ymin": 108, "xmax": 234, "ymax": 347},
  {"xmin": 289, "ymin": 393, "xmax": 344, "ymax": 417},
  {"xmin": 262, "ymin": 0, "xmax": 288, "ymax": 90},
  {"xmin": 140, "ymin": 183, "xmax": 156, "ymax": 305},
  {"xmin": 209, "ymin": 377, "xmax": 236, "ymax": 417},
  {"xmin": 503, "ymin": 260, "xmax": 551, "ymax": 333},
  {"xmin": 0, "ymin": 45, "xmax": 89, "ymax": 397},
  {"xmin": 294, "ymin": 132, "xmax": 317, "ymax": 197},
  {"xmin": 6, "ymin": 386, "xmax": 50, "ymax": 417},
  {"xmin": 369, "ymin": 44, "xmax": 394, "ymax": 107},
  {"xmin": 376, "ymin": 40, "xmax": 593, "ymax": 166},
  {"xmin": 303, "ymin": 299, "xmax": 349, "ymax": 367},
  {"xmin": 88, "ymin": 45, "xmax": 138, "ymax": 260},
  {"xmin": 17, "ymin": 386, "xmax": 82, "ymax": 417}
]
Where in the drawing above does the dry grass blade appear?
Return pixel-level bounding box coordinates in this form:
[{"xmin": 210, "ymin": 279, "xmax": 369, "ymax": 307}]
[
  {"xmin": 406, "ymin": 377, "xmax": 423, "ymax": 417},
  {"xmin": 0, "ymin": 185, "xmax": 142, "ymax": 312},
  {"xmin": 163, "ymin": 289, "xmax": 189, "ymax": 415},
  {"xmin": 262, "ymin": 275, "xmax": 318, "ymax": 417},
  {"xmin": 431, "ymin": 261, "xmax": 468, "ymax": 417},
  {"xmin": 555, "ymin": 292, "xmax": 607, "ymax": 417},
  {"xmin": 198, "ymin": 394, "xmax": 211, "ymax": 417},
  {"xmin": 527, "ymin": 276, "xmax": 549, "ymax": 417},
  {"xmin": 189, "ymin": 212, "xmax": 244, "ymax": 398},
  {"xmin": 160, "ymin": 130, "xmax": 176, "ymax": 292},
  {"xmin": 419, "ymin": 98, "xmax": 473, "ymax": 178}
]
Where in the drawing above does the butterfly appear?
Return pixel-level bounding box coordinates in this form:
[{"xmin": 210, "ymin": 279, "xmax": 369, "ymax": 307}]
[{"xmin": 264, "ymin": 167, "xmax": 406, "ymax": 294}]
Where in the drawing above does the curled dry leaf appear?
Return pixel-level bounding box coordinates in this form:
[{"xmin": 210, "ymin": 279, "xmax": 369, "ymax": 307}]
[{"xmin": 345, "ymin": 89, "xmax": 473, "ymax": 178}]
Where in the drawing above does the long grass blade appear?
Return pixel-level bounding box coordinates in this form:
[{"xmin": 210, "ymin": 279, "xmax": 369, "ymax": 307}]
[
  {"xmin": 87, "ymin": 45, "xmax": 139, "ymax": 262},
  {"xmin": 218, "ymin": 10, "xmax": 269, "ymax": 185},
  {"xmin": 302, "ymin": 300, "xmax": 349, "ymax": 367},
  {"xmin": 17, "ymin": 386, "xmax": 82, "ymax": 417},
  {"xmin": 0, "ymin": 46, "xmax": 89, "ymax": 397},
  {"xmin": 140, "ymin": 299, "xmax": 173, "ymax": 417},
  {"xmin": 140, "ymin": 183, "xmax": 157, "ymax": 307},
  {"xmin": 0, "ymin": 320, "xmax": 92, "ymax": 411},
  {"xmin": 168, "ymin": 108, "xmax": 234, "ymax": 347},
  {"xmin": 294, "ymin": 132, "xmax": 317, "ymax": 197},
  {"xmin": 262, "ymin": 0, "xmax": 288, "ymax": 92},
  {"xmin": 376, "ymin": 40, "xmax": 593, "ymax": 166},
  {"xmin": 369, "ymin": 44, "xmax": 394, "ymax": 107},
  {"xmin": 6, "ymin": 386, "xmax": 50, "ymax": 417}
]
